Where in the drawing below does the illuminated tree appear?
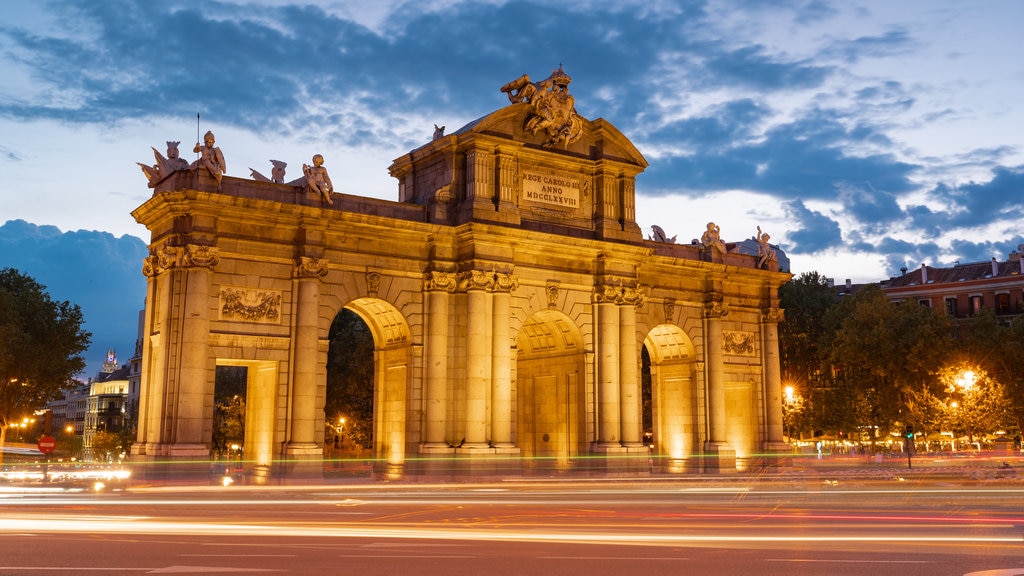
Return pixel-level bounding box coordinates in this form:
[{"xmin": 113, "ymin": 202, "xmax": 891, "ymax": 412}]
[
  {"xmin": 936, "ymin": 364, "xmax": 1012, "ymax": 445},
  {"xmin": 0, "ymin": 268, "xmax": 90, "ymax": 464}
]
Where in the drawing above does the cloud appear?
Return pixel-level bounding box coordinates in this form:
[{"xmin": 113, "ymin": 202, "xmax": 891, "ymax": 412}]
[{"xmin": 782, "ymin": 199, "xmax": 842, "ymax": 253}]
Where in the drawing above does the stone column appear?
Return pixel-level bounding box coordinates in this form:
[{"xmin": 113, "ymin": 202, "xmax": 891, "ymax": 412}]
[
  {"xmin": 595, "ymin": 291, "xmax": 621, "ymax": 446},
  {"xmin": 423, "ymin": 271, "xmax": 455, "ymax": 448},
  {"xmin": 463, "ymin": 270, "xmax": 493, "ymax": 448},
  {"xmin": 171, "ymin": 245, "xmax": 219, "ymax": 456},
  {"xmin": 618, "ymin": 294, "xmax": 642, "ymax": 446},
  {"xmin": 490, "ymin": 273, "xmax": 517, "ymax": 447},
  {"xmin": 762, "ymin": 307, "xmax": 786, "ymax": 446},
  {"xmin": 135, "ymin": 252, "xmax": 169, "ymax": 454},
  {"xmin": 703, "ymin": 300, "xmax": 735, "ymax": 473},
  {"xmin": 287, "ymin": 257, "xmax": 327, "ymax": 453}
]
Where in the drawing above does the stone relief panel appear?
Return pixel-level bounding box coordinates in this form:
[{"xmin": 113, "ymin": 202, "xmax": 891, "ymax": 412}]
[
  {"xmin": 219, "ymin": 287, "xmax": 283, "ymax": 324},
  {"xmin": 722, "ymin": 330, "xmax": 756, "ymax": 356}
]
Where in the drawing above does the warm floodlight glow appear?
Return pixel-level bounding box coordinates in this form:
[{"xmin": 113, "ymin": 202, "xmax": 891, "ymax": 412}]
[
  {"xmin": 784, "ymin": 385, "xmax": 795, "ymax": 403},
  {"xmin": 956, "ymin": 370, "xmax": 976, "ymax": 391}
]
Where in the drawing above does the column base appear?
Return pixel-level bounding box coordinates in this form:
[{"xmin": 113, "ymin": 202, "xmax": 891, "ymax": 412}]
[{"xmin": 702, "ymin": 442, "xmax": 737, "ymax": 474}]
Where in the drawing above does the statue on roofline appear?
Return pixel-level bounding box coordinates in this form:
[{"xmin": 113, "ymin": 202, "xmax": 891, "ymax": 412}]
[
  {"xmin": 137, "ymin": 141, "xmax": 190, "ymax": 187},
  {"xmin": 250, "ymin": 159, "xmax": 288, "ymax": 183},
  {"xmin": 191, "ymin": 130, "xmax": 226, "ymax": 186},
  {"xmin": 501, "ymin": 65, "xmax": 584, "ymax": 149}
]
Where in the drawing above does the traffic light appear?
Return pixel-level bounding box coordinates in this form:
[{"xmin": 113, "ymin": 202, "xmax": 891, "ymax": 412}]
[{"xmin": 905, "ymin": 425, "xmax": 914, "ymax": 439}]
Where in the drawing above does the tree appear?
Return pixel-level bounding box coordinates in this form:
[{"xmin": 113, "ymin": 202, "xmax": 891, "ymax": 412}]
[
  {"xmin": 0, "ymin": 268, "xmax": 91, "ymax": 464},
  {"xmin": 957, "ymin": 310, "xmax": 1024, "ymax": 435},
  {"xmin": 778, "ymin": 271, "xmax": 838, "ymax": 437},
  {"xmin": 935, "ymin": 364, "xmax": 1013, "ymax": 447},
  {"xmin": 821, "ymin": 285, "xmax": 954, "ymax": 445},
  {"xmin": 90, "ymin": 430, "xmax": 122, "ymax": 462}
]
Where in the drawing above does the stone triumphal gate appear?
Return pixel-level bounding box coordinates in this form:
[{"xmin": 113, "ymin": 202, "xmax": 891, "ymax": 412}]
[{"xmin": 131, "ymin": 68, "xmax": 790, "ymax": 478}]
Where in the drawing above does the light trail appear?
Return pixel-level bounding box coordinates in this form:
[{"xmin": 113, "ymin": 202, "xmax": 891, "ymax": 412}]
[{"xmin": 0, "ymin": 515, "xmax": 1020, "ymax": 546}]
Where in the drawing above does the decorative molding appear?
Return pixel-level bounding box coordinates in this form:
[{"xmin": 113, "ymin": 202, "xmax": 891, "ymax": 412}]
[
  {"xmin": 663, "ymin": 298, "xmax": 676, "ymax": 323},
  {"xmin": 546, "ymin": 281, "xmax": 560, "ymax": 308},
  {"xmin": 366, "ymin": 271, "xmax": 382, "ymax": 296},
  {"xmin": 722, "ymin": 330, "xmax": 756, "ymax": 356},
  {"xmin": 209, "ymin": 332, "xmax": 291, "ymax": 350},
  {"xmin": 219, "ymin": 287, "xmax": 283, "ymax": 323}
]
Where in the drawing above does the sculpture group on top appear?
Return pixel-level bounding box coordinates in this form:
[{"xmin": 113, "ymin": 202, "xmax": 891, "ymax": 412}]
[
  {"xmin": 649, "ymin": 221, "xmax": 779, "ymax": 270},
  {"xmin": 501, "ymin": 65, "xmax": 584, "ymax": 149},
  {"xmin": 137, "ymin": 130, "xmax": 337, "ymax": 205}
]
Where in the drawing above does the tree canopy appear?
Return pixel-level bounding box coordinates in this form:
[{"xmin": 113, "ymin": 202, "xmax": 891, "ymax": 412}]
[
  {"xmin": 0, "ymin": 268, "xmax": 91, "ymax": 459},
  {"xmin": 776, "ymin": 273, "xmax": 1024, "ymax": 447}
]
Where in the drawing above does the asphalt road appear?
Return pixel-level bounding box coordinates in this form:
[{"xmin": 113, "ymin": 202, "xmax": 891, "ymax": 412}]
[{"xmin": 1, "ymin": 476, "xmax": 1022, "ymax": 575}]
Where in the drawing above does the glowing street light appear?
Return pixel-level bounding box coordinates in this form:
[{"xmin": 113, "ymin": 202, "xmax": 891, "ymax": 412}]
[{"xmin": 955, "ymin": 370, "xmax": 976, "ymax": 391}]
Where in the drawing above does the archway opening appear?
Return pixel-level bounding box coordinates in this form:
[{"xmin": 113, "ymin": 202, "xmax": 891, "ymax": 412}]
[
  {"xmin": 332, "ymin": 297, "xmax": 411, "ymax": 478},
  {"xmin": 516, "ymin": 309, "xmax": 585, "ymax": 471},
  {"xmin": 325, "ymin": 309, "xmax": 374, "ymax": 475},
  {"xmin": 643, "ymin": 324, "xmax": 697, "ymax": 473}
]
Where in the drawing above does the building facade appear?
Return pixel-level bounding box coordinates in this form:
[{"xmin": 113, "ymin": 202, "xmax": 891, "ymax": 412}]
[
  {"xmin": 880, "ymin": 248, "xmax": 1024, "ymax": 318},
  {"xmin": 130, "ymin": 69, "xmax": 791, "ymax": 479}
]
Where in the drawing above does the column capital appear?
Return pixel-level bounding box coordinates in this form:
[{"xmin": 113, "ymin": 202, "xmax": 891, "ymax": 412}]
[
  {"xmin": 143, "ymin": 244, "xmax": 220, "ymax": 277},
  {"xmin": 593, "ymin": 280, "xmax": 645, "ymax": 307},
  {"xmin": 762, "ymin": 307, "xmax": 784, "ymax": 323},
  {"xmin": 704, "ymin": 301, "xmax": 729, "ymax": 319},
  {"xmin": 294, "ymin": 256, "xmax": 329, "ymax": 279},
  {"xmin": 424, "ymin": 270, "xmax": 459, "ymax": 292},
  {"xmin": 456, "ymin": 268, "xmax": 519, "ymax": 292}
]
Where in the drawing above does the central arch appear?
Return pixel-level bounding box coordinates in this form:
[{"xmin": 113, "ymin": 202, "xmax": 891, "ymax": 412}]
[
  {"xmin": 342, "ymin": 297, "xmax": 411, "ymax": 478},
  {"xmin": 516, "ymin": 309, "xmax": 586, "ymax": 471}
]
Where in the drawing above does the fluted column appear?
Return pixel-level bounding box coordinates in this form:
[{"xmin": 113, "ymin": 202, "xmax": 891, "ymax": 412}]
[{"xmin": 423, "ymin": 271, "xmax": 455, "ymax": 447}]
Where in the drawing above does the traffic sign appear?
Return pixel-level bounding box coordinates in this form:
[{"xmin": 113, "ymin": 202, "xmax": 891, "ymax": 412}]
[{"xmin": 37, "ymin": 435, "xmax": 57, "ymax": 454}]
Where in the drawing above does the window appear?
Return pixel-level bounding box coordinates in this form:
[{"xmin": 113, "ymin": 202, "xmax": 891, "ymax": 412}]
[
  {"xmin": 917, "ymin": 299, "xmax": 931, "ymax": 308},
  {"xmin": 996, "ymin": 292, "xmax": 1011, "ymax": 314},
  {"xmin": 969, "ymin": 294, "xmax": 982, "ymax": 315},
  {"xmin": 945, "ymin": 297, "xmax": 958, "ymax": 316}
]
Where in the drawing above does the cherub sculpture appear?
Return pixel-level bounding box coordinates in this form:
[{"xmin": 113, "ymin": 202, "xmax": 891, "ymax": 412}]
[
  {"xmin": 756, "ymin": 226, "xmax": 777, "ymax": 269},
  {"xmin": 700, "ymin": 222, "xmax": 727, "ymax": 255},
  {"xmin": 250, "ymin": 160, "xmax": 287, "ymax": 183},
  {"xmin": 137, "ymin": 141, "xmax": 190, "ymax": 186},
  {"xmin": 301, "ymin": 154, "xmax": 334, "ymax": 205}
]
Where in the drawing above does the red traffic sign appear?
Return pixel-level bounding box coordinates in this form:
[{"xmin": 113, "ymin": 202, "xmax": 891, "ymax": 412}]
[{"xmin": 37, "ymin": 435, "xmax": 57, "ymax": 454}]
